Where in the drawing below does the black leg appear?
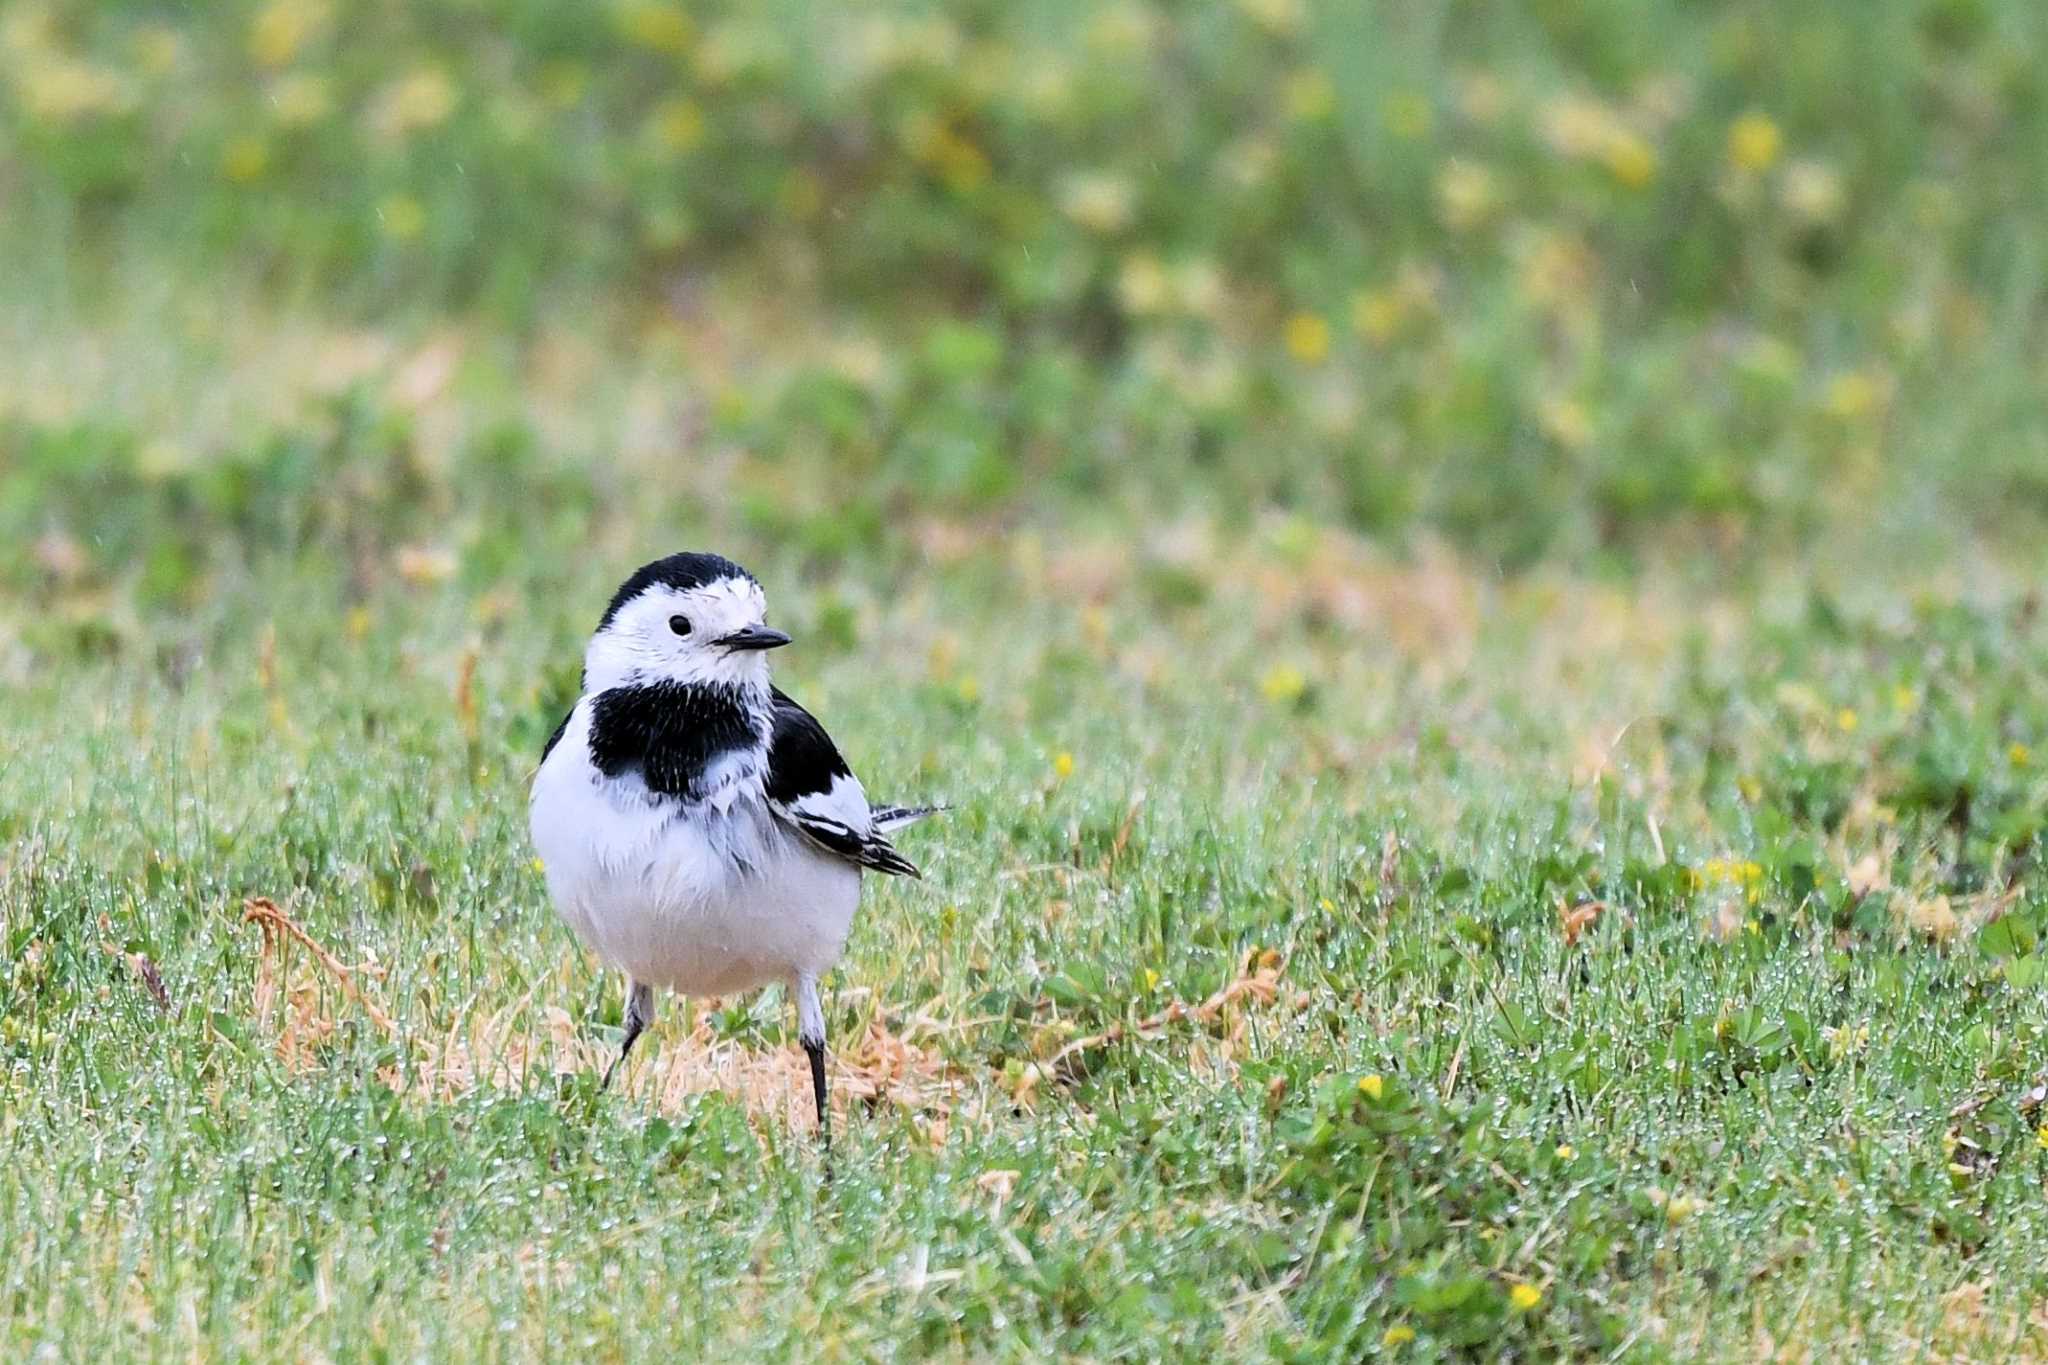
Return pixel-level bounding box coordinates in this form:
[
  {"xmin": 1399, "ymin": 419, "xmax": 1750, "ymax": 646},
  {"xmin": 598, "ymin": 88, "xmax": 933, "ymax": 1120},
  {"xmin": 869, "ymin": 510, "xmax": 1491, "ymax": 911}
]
[
  {"xmin": 602, "ymin": 980, "xmax": 654, "ymax": 1091},
  {"xmin": 804, "ymin": 1036, "xmax": 830, "ymax": 1150}
]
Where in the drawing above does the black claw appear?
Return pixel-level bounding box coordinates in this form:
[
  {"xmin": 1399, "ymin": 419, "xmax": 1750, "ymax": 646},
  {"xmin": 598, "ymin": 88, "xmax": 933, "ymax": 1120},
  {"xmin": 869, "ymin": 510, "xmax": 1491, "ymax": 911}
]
[{"xmin": 804, "ymin": 1036, "xmax": 830, "ymax": 1151}]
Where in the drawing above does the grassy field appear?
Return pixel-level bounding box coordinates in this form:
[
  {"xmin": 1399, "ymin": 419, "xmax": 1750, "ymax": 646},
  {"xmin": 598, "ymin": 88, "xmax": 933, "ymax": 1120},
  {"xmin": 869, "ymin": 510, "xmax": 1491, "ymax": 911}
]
[{"xmin": 6, "ymin": 0, "xmax": 2048, "ymax": 1359}]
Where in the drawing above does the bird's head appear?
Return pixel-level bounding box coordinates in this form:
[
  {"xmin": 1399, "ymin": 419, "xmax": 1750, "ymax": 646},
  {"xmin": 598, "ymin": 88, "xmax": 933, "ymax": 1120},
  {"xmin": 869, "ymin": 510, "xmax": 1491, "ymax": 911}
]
[{"xmin": 583, "ymin": 552, "xmax": 789, "ymax": 693}]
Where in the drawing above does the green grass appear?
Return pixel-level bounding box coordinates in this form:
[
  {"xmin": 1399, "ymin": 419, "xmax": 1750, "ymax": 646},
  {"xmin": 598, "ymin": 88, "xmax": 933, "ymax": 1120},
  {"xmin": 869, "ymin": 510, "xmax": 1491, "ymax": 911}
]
[
  {"xmin": 6, "ymin": 542, "xmax": 2048, "ymax": 1358},
  {"xmin": 7, "ymin": 0, "xmax": 2048, "ymax": 1358}
]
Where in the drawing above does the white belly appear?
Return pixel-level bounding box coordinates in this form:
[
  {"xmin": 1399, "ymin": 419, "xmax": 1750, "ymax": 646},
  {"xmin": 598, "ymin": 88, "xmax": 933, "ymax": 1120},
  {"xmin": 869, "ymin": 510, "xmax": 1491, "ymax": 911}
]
[{"xmin": 530, "ymin": 705, "xmax": 862, "ymax": 995}]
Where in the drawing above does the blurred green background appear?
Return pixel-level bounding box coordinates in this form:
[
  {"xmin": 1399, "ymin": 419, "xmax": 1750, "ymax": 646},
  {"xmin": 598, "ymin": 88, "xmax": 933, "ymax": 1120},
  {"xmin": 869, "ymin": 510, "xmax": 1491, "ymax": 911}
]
[
  {"xmin": 5, "ymin": 0, "xmax": 2046, "ymax": 594},
  {"xmin": 10, "ymin": 4, "xmax": 2048, "ymax": 1357}
]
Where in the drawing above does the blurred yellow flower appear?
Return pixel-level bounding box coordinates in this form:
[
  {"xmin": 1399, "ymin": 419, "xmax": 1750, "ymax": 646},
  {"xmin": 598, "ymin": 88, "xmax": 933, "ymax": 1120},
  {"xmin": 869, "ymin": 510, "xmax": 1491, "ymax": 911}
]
[
  {"xmin": 1603, "ymin": 131, "xmax": 1657, "ymax": 189},
  {"xmin": 1258, "ymin": 663, "xmax": 1309, "ymax": 707},
  {"xmin": 2037, "ymin": 1124, "xmax": 2048, "ymax": 1151},
  {"xmin": 1727, "ymin": 111, "xmax": 1782, "ymax": 172},
  {"xmin": 18, "ymin": 58, "xmax": 132, "ymax": 122},
  {"xmin": 1554, "ymin": 1143, "xmax": 1576, "ymax": 1160},
  {"xmin": 1781, "ymin": 159, "xmax": 1845, "ymax": 224},
  {"xmin": 1517, "ymin": 230, "xmax": 1596, "ymax": 312},
  {"xmin": 371, "ymin": 66, "xmax": 458, "ymax": 140},
  {"xmin": 1358, "ymin": 1074, "xmax": 1384, "ymax": 1100},
  {"xmin": 1284, "ymin": 68, "xmax": 1336, "ymax": 122},
  {"xmin": 1509, "ymin": 1283, "xmax": 1542, "ymax": 1311},
  {"xmin": 1538, "ymin": 396, "xmax": 1593, "ymax": 451},
  {"xmin": 1823, "ymin": 370, "xmax": 1886, "ymax": 421},
  {"xmin": 646, "ymin": 97, "xmax": 705, "ymax": 153},
  {"xmin": 1054, "ymin": 751, "xmax": 1074, "ymax": 779},
  {"xmin": 1237, "ymin": 0, "xmax": 1303, "ymax": 37},
  {"xmin": 1836, "ymin": 707, "xmax": 1859, "ymax": 733},
  {"xmin": 617, "ymin": 2, "xmax": 693, "ymax": 55},
  {"xmin": 2010, "ymin": 742, "xmax": 2031, "ymax": 767},
  {"xmin": 249, "ymin": 0, "xmax": 329, "ymax": 68},
  {"xmin": 1383, "ymin": 89, "xmax": 1433, "ymax": 140},
  {"xmin": 1058, "ymin": 171, "xmax": 1135, "ymax": 233},
  {"xmin": 1283, "ymin": 314, "xmax": 1330, "ymax": 364},
  {"xmin": 779, "ymin": 167, "xmax": 824, "ymax": 220},
  {"xmin": 1434, "ymin": 159, "xmax": 1499, "ymax": 232},
  {"xmin": 1086, "ymin": 3, "xmax": 1156, "ymax": 56},
  {"xmin": 378, "ymin": 193, "xmax": 426, "ymax": 242},
  {"xmin": 1117, "ymin": 253, "xmax": 1171, "ymax": 316},
  {"xmin": 1174, "ymin": 258, "xmax": 1226, "ymax": 318},
  {"xmin": 269, "ymin": 73, "xmax": 331, "ymax": 126},
  {"xmin": 1351, "ymin": 289, "xmax": 1404, "ymax": 345},
  {"xmin": 1382, "ymin": 1325, "xmax": 1415, "ymax": 1347},
  {"xmin": 539, "ymin": 61, "xmax": 587, "ymax": 109},
  {"xmin": 1454, "ymin": 71, "xmax": 1506, "ymax": 125},
  {"xmin": 132, "ymin": 25, "xmax": 183, "ymax": 76},
  {"xmin": 1540, "ymin": 94, "xmax": 1620, "ymax": 158},
  {"xmin": 220, "ymin": 136, "xmax": 271, "ymax": 184}
]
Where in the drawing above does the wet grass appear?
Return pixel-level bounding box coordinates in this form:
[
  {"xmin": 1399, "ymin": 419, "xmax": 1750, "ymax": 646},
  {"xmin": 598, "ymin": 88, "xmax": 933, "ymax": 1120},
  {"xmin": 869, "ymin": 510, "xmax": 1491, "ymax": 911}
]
[{"xmin": 5, "ymin": 529, "xmax": 2048, "ymax": 1359}]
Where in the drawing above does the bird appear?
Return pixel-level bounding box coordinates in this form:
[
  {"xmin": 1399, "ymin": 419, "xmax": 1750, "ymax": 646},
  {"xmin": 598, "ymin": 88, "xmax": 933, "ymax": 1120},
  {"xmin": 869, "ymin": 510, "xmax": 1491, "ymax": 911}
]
[{"xmin": 528, "ymin": 552, "xmax": 935, "ymax": 1142}]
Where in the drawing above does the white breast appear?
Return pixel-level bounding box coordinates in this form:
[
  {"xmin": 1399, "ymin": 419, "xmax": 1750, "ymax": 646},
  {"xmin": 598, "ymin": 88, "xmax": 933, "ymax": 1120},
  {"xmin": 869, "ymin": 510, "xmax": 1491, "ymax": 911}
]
[{"xmin": 530, "ymin": 700, "xmax": 863, "ymax": 996}]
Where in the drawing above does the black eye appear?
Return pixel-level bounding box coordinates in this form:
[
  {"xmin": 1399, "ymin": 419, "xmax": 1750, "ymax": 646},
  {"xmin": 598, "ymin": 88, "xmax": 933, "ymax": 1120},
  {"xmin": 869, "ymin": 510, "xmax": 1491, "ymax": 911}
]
[{"xmin": 668, "ymin": 615, "xmax": 692, "ymax": 636}]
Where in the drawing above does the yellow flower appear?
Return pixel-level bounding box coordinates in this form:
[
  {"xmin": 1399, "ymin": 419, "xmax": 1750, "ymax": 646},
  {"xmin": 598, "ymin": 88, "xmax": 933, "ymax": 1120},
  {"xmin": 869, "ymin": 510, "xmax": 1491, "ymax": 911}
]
[
  {"xmin": 270, "ymin": 73, "xmax": 332, "ymax": 126},
  {"xmin": 531, "ymin": 857, "xmax": 546, "ymax": 875},
  {"xmin": 132, "ymin": 25, "xmax": 183, "ymax": 76},
  {"xmin": 1283, "ymin": 314, "xmax": 1330, "ymax": 364},
  {"xmin": 1382, "ymin": 90, "xmax": 1433, "ymax": 140},
  {"xmin": 1117, "ymin": 253, "xmax": 1171, "ymax": 316},
  {"xmin": 1554, "ymin": 1143, "xmax": 1576, "ymax": 1160},
  {"xmin": 1824, "ymin": 370, "xmax": 1889, "ymax": 423},
  {"xmin": 1260, "ymin": 663, "xmax": 1308, "ymax": 705},
  {"xmin": 1836, "ymin": 708, "xmax": 1859, "ymax": 733},
  {"xmin": 18, "ymin": 59, "xmax": 133, "ymax": 123},
  {"xmin": 645, "ymin": 97, "xmax": 705, "ymax": 154},
  {"xmin": 371, "ymin": 66, "xmax": 458, "ymax": 140},
  {"xmin": 538, "ymin": 61, "xmax": 588, "ymax": 109},
  {"xmin": 1603, "ymin": 131, "xmax": 1657, "ymax": 189},
  {"xmin": 1358, "ymin": 1074, "xmax": 1384, "ymax": 1101},
  {"xmin": 1284, "ymin": 68, "xmax": 1336, "ymax": 122},
  {"xmin": 1058, "ymin": 171, "xmax": 1135, "ymax": 233},
  {"xmin": 2010, "ymin": 742, "xmax": 2031, "ymax": 767},
  {"xmin": 220, "ymin": 136, "xmax": 270, "ymax": 184},
  {"xmin": 1509, "ymin": 1282, "xmax": 1542, "ymax": 1311},
  {"xmin": 1434, "ymin": 159, "xmax": 1498, "ymax": 232},
  {"xmin": 956, "ymin": 674, "xmax": 981, "ymax": 704},
  {"xmin": 1351, "ymin": 289, "xmax": 1405, "ymax": 345},
  {"xmin": 1382, "ymin": 1324, "xmax": 1416, "ymax": 1347},
  {"xmin": 378, "ymin": 194, "xmax": 426, "ymax": 242},
  {"xmin": 1140, "ymin": 968, "xmax": 1161, "ymax": 992},
  {"xmin": 2036, "ymin": 1124, "xmax": 2047, "ymax": 1151},
  {"xmin": 617, "ymin": 2, "xmax": 693, "ymax": 54},
  {"xmin": 1236, "ymin": 0, "xmax": 1303, "ymax": 37},
  {"xmin": 1727, "ymin": 111, "xmax": 1782, "ymax": 172},
  {"xmin": 1537, "ymin": 396, "xmax": 1593, "ymax": 451},
  {"xmin": 1053, "ymin": 751, "xmax": 1074, "ymax": 780},
  {"xmin": 1781, "ymin": 159, "xmax": 1845, "ymax": 225},
  {"xmin": 249, "ymin": 0, "xmax": 330, "ymax": 68}
]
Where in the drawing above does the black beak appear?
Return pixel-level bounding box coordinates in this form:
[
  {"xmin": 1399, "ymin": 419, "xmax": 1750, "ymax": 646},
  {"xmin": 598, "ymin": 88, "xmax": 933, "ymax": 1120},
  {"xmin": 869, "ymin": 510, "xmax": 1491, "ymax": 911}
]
[{"xmin": 717, "ymin": 625, "xmax": 792, "ymax": 652}]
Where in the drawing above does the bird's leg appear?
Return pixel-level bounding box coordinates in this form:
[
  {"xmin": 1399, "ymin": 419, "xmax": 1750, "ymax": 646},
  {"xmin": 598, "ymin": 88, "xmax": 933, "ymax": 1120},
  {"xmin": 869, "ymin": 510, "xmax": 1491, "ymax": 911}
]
[
  {"xmin": 793, "ymin": 972, "xmax": 830, "ymax": 1150},
  {"xmin": 602, "ymin": 979, "xmax": 655, "ymax": 1091}
]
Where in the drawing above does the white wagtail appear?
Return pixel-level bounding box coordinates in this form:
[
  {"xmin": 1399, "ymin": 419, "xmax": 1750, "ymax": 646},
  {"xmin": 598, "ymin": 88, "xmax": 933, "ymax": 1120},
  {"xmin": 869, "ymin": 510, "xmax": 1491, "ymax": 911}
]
[{"xmin": 529, "ymin": 552, "xmax": 934, "ymax": 1139}]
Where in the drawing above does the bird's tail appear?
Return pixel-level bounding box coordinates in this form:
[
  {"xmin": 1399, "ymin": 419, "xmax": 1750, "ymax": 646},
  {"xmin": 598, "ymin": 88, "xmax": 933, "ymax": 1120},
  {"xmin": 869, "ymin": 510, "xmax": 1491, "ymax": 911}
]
[{"xmin": 871, "ymin": 803, "xmax": 944, "ymax": 833}]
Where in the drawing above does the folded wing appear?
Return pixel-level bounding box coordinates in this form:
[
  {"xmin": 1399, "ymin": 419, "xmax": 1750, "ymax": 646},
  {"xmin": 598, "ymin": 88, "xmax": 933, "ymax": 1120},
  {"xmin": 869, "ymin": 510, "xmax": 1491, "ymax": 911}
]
[{"xmin": 765, "ymin": 688, "xmax": 924, "ymax": 878}]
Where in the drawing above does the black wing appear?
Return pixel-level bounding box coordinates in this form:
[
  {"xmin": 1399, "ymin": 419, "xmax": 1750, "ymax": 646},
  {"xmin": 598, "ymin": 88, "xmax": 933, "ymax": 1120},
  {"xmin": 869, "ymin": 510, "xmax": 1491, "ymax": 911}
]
[{"xmin": 766, "ymin": 687, "xmax": 922, "ymax": 878}]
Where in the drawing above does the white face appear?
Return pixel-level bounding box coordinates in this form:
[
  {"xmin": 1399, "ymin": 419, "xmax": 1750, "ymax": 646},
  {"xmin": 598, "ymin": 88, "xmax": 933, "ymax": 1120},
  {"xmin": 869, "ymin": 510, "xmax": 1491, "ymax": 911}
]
[{"xmin": 583, "ymin": 575, "xmax": 780, "ymax": 692}]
